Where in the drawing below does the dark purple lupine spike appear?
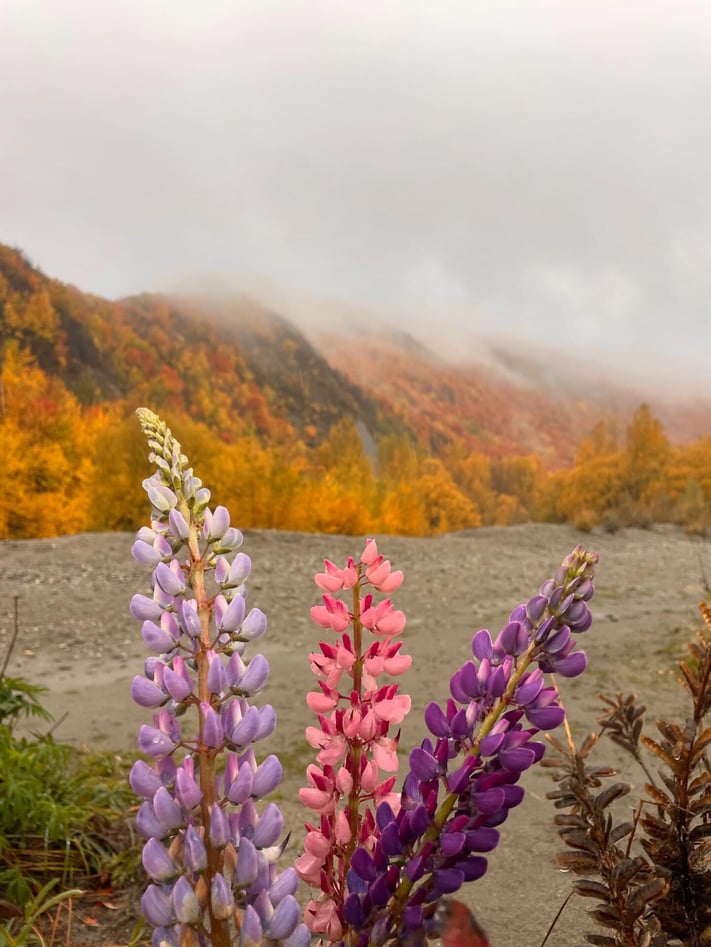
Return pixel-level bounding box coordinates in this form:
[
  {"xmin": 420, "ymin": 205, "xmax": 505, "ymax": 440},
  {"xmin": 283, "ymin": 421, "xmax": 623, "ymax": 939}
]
[{"xmin": 340, "ymin": 546, "xmax": 598, "ymax": 946}]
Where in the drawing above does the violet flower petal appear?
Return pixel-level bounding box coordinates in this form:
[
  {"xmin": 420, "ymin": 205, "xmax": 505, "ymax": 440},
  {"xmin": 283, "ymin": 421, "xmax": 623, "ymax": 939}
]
[
  {"xmin": 138, "ymin": 725, "xmax": 176, "ymax": 759},
  {"xmin": 253, "ymin": 802, "xmax": 283, "ymax": 849},
  {"xmin": 210, "ymin": 872, "xmax": 234, "ymax": 920},
  {"xmin": 239, "ymin": 654, "xmax": 270, "ymax": 695},
  {"xmin": 172, "ymin": 875, "xmax": 200, "ymax": 925},
  {"xmin": 142, "ymin": 838, "xmax": 179, "ymax": 882},
  {"xmin": 268, "ymin": 896, "xmax": 300, "ymax": 939},
  {"xmin": 141, "ymin": 884, "xmax": 176, "ymax": 927},
  {"xmin": 253, "ymin": 755, "xmax": 283, "ymax": 797},
  {"xmin": 131, "ymin": 676, "xmax": 166, "ymax": 708},
  {"xmin": 130, "ymin": 760, "xmax": 163, "ymax": 799}
]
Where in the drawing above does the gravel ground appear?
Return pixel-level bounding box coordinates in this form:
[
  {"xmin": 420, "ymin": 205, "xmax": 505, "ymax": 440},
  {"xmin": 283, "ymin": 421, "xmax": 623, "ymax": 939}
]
[{"xmin": 1, "ymin": 523, "xmax": 708, "ymax": 946}]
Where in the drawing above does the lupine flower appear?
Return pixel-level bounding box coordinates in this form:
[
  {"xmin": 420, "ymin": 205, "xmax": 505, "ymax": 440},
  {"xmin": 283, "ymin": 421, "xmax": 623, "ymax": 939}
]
[
  {"xmin": 331, "ymin": 545, "xmax": 598, "ymax": 946},
  {"xmin": 130, "ymin": 409, "xmax": 309, "ymax": 947},
  {"xmin": 297, "ymin": 540, "xmax": 412, "ymax": 939}
]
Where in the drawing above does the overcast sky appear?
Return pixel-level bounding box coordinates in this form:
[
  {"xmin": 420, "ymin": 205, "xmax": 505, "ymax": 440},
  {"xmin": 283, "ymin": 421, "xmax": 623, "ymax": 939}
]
[{"xmin": 1, "ymin": 0, "xmax": 710, "ymax": 382}]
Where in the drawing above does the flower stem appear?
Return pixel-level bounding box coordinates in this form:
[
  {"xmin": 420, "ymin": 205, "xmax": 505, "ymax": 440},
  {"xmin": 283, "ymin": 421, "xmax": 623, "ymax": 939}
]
[{"xmin": 189, "ymin": 522, "xmax": 230, "ymax": 947}]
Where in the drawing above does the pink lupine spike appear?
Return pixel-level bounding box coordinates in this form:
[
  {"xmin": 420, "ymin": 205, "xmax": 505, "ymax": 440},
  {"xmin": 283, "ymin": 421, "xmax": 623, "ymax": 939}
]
[{"xmin": 299, "ymin": 541, "xmax": 412, "ymax": 934}]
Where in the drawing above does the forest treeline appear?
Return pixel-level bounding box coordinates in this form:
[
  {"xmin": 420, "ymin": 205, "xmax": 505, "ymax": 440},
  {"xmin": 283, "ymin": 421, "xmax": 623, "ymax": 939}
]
[
  {"xmin": 2, "ymin": 341, "xmax": 710, "ymax": 540},
  {"xmin": 1, "ymin": 243, "xmax": 709, "ymax": 540}
]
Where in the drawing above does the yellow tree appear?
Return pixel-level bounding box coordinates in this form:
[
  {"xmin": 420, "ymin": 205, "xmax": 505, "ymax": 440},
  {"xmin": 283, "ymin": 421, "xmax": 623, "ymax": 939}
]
[
  {"xmin": 624, "ymin": 404, "xmax": 670, "ymax": 505},
  {"xmin": 0, "ymin": 345, "xmax": 94, "ymax": 538}
]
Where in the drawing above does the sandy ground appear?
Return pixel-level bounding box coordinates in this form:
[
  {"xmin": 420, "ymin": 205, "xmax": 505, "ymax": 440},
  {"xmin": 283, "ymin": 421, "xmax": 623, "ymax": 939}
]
[{"xmin": 1, "ymin": 523, "xmax": 709, "ymax": 946}]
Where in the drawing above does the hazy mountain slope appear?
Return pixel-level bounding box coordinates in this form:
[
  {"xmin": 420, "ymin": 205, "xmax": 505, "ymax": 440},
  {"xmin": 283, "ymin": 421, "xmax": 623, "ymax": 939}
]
[
  {"xmin": 2, "ymin": 243, "xmax": 708, "ymax": 466},
  {"xmin": 0, "ymin": 246, "xmax": 406, "ymax": 444}
]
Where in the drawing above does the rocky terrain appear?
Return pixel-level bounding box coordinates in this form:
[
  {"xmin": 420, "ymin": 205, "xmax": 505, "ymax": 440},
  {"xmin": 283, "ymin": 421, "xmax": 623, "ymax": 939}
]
[{"xmin": 1, "ymin": 523, "xmax": 708, "ymax": 945}]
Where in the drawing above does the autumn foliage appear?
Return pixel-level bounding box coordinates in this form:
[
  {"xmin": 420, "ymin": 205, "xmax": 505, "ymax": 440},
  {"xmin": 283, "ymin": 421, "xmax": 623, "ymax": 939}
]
[{"xmin": 1, "ymin": 244, "xmax": 710, "ymax": 540}]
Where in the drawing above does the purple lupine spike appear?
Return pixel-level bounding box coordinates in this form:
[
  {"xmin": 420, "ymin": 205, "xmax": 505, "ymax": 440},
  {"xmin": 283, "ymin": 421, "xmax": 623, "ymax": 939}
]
[{"xmin": 132, "ymin": 409, "xmax": 294, "ymax": 947}]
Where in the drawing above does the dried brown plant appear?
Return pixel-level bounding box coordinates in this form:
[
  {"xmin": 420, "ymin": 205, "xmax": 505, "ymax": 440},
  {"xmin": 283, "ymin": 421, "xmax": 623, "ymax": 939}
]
[{"xmin": 546, "ymin": 602, "xmax": 711, "ymax": 946}]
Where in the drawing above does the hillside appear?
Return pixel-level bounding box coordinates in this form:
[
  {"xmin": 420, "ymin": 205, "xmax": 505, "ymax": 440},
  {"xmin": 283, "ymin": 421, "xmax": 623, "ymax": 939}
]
[
  {"xmin": 310, "ymin": 329, "xmax": 711, "ymax": 467},
  {"xmin": 2, "ymin": 243, "xmax": 711, "ymax": 541},
  {"xmin": 3, "ymin": 243, "xmax": 709, "ymax": 464},
  {"xmin": 0, "ymin": 244, "xmax": 406, "ymax": 446}
]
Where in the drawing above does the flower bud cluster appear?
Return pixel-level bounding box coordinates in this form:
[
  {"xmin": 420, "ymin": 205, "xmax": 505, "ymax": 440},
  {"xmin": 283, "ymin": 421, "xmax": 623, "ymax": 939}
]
[
  {"xmin": 131, "ymin": 409, "xmax": 309, "ymax": 947},
  {"xmin": 296, "ymin": 540, "xmax": 412, "ymax": 941},
  {"xmin": 341, "ymin": 546, "xmax": 599, "ymax": 946}
]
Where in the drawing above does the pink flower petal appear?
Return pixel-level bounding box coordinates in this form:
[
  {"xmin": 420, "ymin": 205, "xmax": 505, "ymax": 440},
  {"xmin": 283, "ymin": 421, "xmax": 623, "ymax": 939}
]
[
  {"xmin": 306, "ymin": 691, "xmax": 338, "ymax": 713},
  {"xmin": 377, "ymin": 570, "xmax": 404, "ymax": 592},
  {"xmin": 299, "ymin": 787, "xmax": 334, "ymax": 813},
  {"xmin": 335, "ymin": 810, "xmax": 351, "ymax": 844},
  {"xmin": 383, "ymin": 654, "xmax": 412, "ymax": 675},
  {"xmin": 360, "ymin": 539, "xmax": 379, "ymax": 565},
  {"xmin": 314, "ymin": 572, "xmax": 344, "ymax": 592}
]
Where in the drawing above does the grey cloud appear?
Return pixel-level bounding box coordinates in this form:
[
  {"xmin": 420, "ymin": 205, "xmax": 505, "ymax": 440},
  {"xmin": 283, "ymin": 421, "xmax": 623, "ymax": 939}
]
[{"xmin": 1, "ymin": 0, "xmax": 710, "ymax": 386}]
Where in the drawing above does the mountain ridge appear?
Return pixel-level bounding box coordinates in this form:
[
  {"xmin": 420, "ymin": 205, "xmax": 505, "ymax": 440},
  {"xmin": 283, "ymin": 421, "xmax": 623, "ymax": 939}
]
[{"xmin": 1, "ymin": 243, "xmax": 708, "ymax": 465}]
